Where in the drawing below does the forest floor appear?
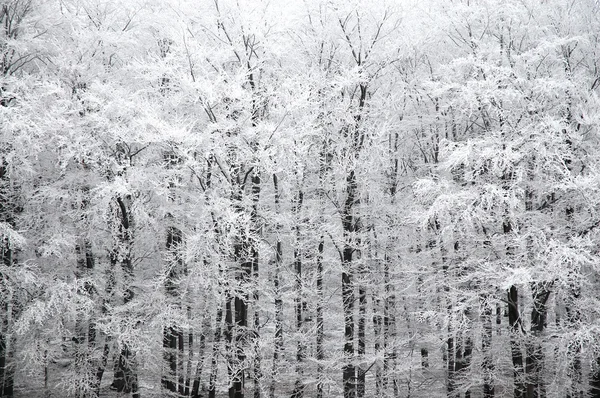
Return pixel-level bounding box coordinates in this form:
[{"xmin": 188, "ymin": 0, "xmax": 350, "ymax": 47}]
[{"xmin": 13, "ymin": 364, "xmax": 157, "ymax": 398}]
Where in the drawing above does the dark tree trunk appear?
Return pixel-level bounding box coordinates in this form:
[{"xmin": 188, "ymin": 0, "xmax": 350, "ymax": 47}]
[
  {"xmin": 590, "ymin": 357, "xmax": 600, "ymax": 398},
  {"xmin": 316, "ymin": 239, "xmax": 325, "ymax": 398},
  {"xmin": 178, "ymin": 327, "xmax": 185, "ymax": 395},
  {"xmin": 373, "ymin": 290, "xmax": 383, "ymax": 397},
  {"xmin": 446, "ymin": 324, "xmax": 456, "ymax": 397},
  {"xmin": 185, "ymin": 306, "xmax": 194, "ymax": 396},
  {"xmin": 0, "ymin": 157, "xmax": 17, "ymax": 398},
  {"xmin": 291, "ymin": 190, "xmax": 304, "ymax": 398},
  {"xmin": 526, "ymin": 283, "xmax": 550, "ymax": 398},
  {"xmin": 482, "ymin": 300, "xmax": 494, "ymax": 398},
  {"xmin": 208, "ymin": 301, "xmax": 224, "ymax": 398},
  {"xmin": 251, "ymin": 172, "xmax": 261, "ymax": 398},
  {"xmin": 96, "ymin": 250, "xmax": 117, "ymax": 397},
  {"xmin": 0, "ymin": 327, "xmax": 13, "ymax": 398},
  {"xmin": 162, "ymin": 325, "xmax": 178, "ymax": 393},
  {"xmin": 110, "ymin": 196, "xmax": 139, "ymax": 397},
  {"xmin": 75, "ymin": 237, "xmax": 98, "ymax": 397},
  {"xmin": 342, "ymin": 170, "xmax": 357, "ymax": 398},
  {"xmin": 463, "ymin": 332, "xmax": 473, "ymax": 398},
  {"xmin": 508, "ymin": 285, "xmax": 525, "ymax": 398},
  {"xmin": 270, "ymin": 174, "xmax": 283, "ymax": 398},
  {"xmin": 356, "ymin": 283, "xmax": 366, "ymax": 398},
  {"xmin": 383, "ymin": 248, "xmax": 397, "ymax": 398},
  {"xmin": 191, "ymin": 313, "xmax": 209, "ymax": 398}
]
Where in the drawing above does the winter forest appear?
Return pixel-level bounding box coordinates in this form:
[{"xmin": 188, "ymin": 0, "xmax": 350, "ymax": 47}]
[{"xmin": 3, "ymin": 0, "xmax": 600, "ymax": 397}]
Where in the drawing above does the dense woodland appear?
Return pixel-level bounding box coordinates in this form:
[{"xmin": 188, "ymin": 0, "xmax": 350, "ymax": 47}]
[{"xmin": 1, "ymin": 0, "xmax": 600, "ymax": 397}]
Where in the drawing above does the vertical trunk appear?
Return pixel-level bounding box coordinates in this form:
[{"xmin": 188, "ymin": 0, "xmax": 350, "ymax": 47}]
[
  {"xmin": 316, "ymin": 239, "xmax": 325, "ymax": 398},
  {"xmin": 342, "ymin": 170, "xmax": 357, "ymax": 398},
  {"xmin": 0, "ymin": 332, "xmax": 14, "ymax": 398},
  {"xmin": 111, "ymin": 196, "xmax": 139, "ymax": 397},
  {"xmin": 95, "ymin": 252, "xmax": 117, "ymax": 397},
  {"xmin": 185, "ymin": 307, "xmax": 194, "ymax": 396},
  {"xmin": 526, "ymin": 284, "xmax": 549, "ymax": 398},
  {"xmin": 226, "ymin": 163, "xmax": 258, "ymax": 398},
  {"xmin": 163, "ymin": 149, "xmax": 185, "ymax": 395},
  {"xmin": 191, "ymin": 313, "xmax": 210, "ymax": 398},
  {"xmin": 75, "ymin": 237, "xmax": 97, "ymax": 397},
  {"xmin": 508, "ymin": 284, "xmax": 525, "ymax": 398},
  {"xmin": 0, "ymin": 331, "xmax": 6, "ymax": 397},
  {"xmin": 270, "ymin": 175, "xmax": 283, "ymax": 398},
  {"xmin": 446, "ymin": 321, "xmax": 456, "ymax": 397},
  {"xmin": 0, "ymin": 300, "xmax": 13, "ymax": 398},
  {"xmin": 496, "ymin": 304, "xmax": 502, "ymax": 336},
  {"xmin": 340, "ymin": 75, "xmax": 368, "ymax": 398},
  {"xmin": 356, "ymin": 283, "xmax": 366, "ymax": 398},
  {"xmin": 162, "ymin": 326, "xmax": 178, "ymax": 392},
  {"xmin": 229, "ymin": 192, "xmax": 255, "ymax": 398},
  {"xmin": 162, "ymin": 225, "xmax": 182, "ymax": 394},
  {"xmin": 463, "ymin": 332, "xmax": 473, "ymax": 398},
  {"xmin": 590, "ymin": 357, "xmax": 600, "ymax": 398},
  {"xmin": 227, "ymin": 286, "xmax": 245, "ymax": 398},
  {"xmin": 420, "ymin": 349, "xmax": 429, "ymax": 369},
  {"xmin": 442, "ymin": 236, "xmax": 455, "ymax": 398},
  {"xmin": 208, "ymin": 301, "xmax": 224, "ymax": 398},
  {"xmin": 382, "ymin": 249, "xmax": 396, "ymax": 398},
  {"xmin": 482, "ymin": 301, "xmax": 495, "ymax": 398},
  {"xmin": 178, "ymin": 328, "xmax": 185, "ymax": 395},
  {"xmin": 251, "ymin": 173, "xmax": 261, "ymax": 398},
  {"xmin": 0, "ymin": 158, "xmax": 16, "ymax": 398},
  {"xmin": 373, "ymin": 290, "xmax": 383, "ymax": 397},
  {"xmin": 384, "ymin": 131, "xmax": 400, "ymax": 398},
  {"xmin": 291, "ymin": 190, "xmax": 304, "ymax": 398}
]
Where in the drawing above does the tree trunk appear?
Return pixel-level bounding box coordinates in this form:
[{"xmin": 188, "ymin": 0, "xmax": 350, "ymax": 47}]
[
  {"xmin": 342, "ymin": 170, "xmax": 357, "ymax": 398},
  {"xmin": 373, "ymin": 290, "xmax": 383, "ymax": 397},
  {"xmin": 482, "ymin": 300, "xmax": 494, "ymax": 398},
  {"xmin": 162, "ymin": 325, "xmax": 178, "ymax": 393},
  {"xmin": 291, "ymin": 190, "xmax": 304, "ymax": 398},
  {"xmin": 590, "ymin": 357, "xmax": 600, "ymax": 398},
  {"xmin": 75, "ymin": 236, "xmax": 97, "ymax": 397},
  {"xmin": 0, "ymin": 158, "xmax": 17, "ymax": 398},
  {"xmin": 162, "ymin": 225, "xmax": 182, "ymax": 393},
  {"xmin": 208, "ymin": 301, "xmax": 224, "ymax": 398},
  {"xmin": 191, "ymin": 312, "xmax": 210, "ymax": 398},
  {"xmin": 526, "ymin": 283, "xmax": 550, "ymax": 398},
  {"xmin": 316, "ymin": 239, "xmax": 325, "ymax": 398},
  {"xmin": 251, "ymin": 172, "xmax": 261, "ymax": 398},
  {"xmin": 95, "ymin": 248, "xmax": 117, "ymax": 397},
  {"xmin": 185, "ymin": 306, "xmax": 194, "ymax": 396},
  {"xmin": 463, "ymin": 332, "xmax": 473, "ymax": 398},
  {"xmin": 356, "ymin": 282, "xmax": 366, "ymax": 398},
  {"xmin": 110, "ymin": 196, "xmax": 139, "ymax": 397},
  {"xmin": 508, "ymin": 284, "xmax": 525, "ymax": 398},
  {"xmin": 270, "ymin": 174, "xmax": 283, "ymax": 398},
  {"xmin": 178, "ymin": 328, "xmax": 185, "ymax": 395}
]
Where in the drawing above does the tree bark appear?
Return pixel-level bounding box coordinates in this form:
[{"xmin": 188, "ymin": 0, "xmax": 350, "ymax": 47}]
[
  {"xmin": 526, "ymin": 283, "xmax": 550, "ymax": 398},
  {"xmin": 110, "ymin": 196, "xmax": 139, "ymax": 397},
  {"xmin": 508, "ymin": 284, "xmax": 525, "ymax": 398},
  {"xmin": 316, "ymin": 238, "xmax": 325, "ymax": 398},
  {"xmin": 208, "ymin": 301, "xmax": 224, "ymax": 398},
  {"xmin": 356, "ymin": 280, "xmax": 366, "ymax": 398},
  {"xmin": 191, "ymin": 312, "xmax": 210, "ymax": 398},
  {"xmin": 590, "ymin": 357, "xmax": 600, "ymax": 398},
  {"xmin": 162, "ymin": 226, "xmax": 182, "ymax": 394},
  {"xmin": 0, "ymin": 156, "xmax": 17, "ymax": 398},
  {"xmin": 482, "ymin": 300, "xmax": 494, "ymax": 398},
  {"xmin": 270, "ymin": 174, "xmax": 283, "ymax": 398},
  {"xmin": 291, "ymin": 190, "xmax": 305, "ymax": 398},
  {"xmin": 342, "ymin": 170, "xmax": 357, "ymax": 398},
  {"xmin": 251, "ymin": 172, "xmax": 261, "ymax": 398}
]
